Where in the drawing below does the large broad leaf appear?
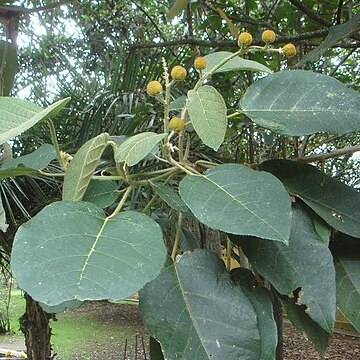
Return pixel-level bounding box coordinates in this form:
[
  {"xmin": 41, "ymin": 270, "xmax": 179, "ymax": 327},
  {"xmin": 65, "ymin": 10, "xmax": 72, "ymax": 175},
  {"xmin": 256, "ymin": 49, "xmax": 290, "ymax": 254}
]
[
  {"xmin": 0, "ymin": 97, "xmax": 70, "ymax": 144},
  {"xmin": 335, "ymin": 257, "xmax": 360, "ymax": 332},
  {"xmin": 140, "ymin": 250, "xmax": 262, "ymax": 359},
  {"xmin": 260, "ymin": 160, "xmax": 360, "ymax": 238},
  {"xmin": 3, "ymin": 144, "xmax": 56, "ymax": 170},
  {"xmin": 179, "ymin": 164, "xmax": 291, "ymax": 243},
  {"xmin": 231, "ymin": 268, "xmax": 277, "ymax": 359},
  {"xmin": 114, "ymin": 132, "xmax": 165, "ymax": 167},
  {"xmin": 0, "ymin": 144, "xmax": 56, "ymax": 179},
  {"xmin": 40, "ymin": 299, "xmax": 83, "ymax": 314},
  {"xmin": 279, "ymin": 294, "xmax": 329, "ymax": 353},
  {"xmin": 204, "ymin": 51, "xmax": 272, "ymax": 74},
  {"xmin": 231, "ymin": 203, "xmax": 336, "ymax": 333},
  {"xmin": 63, "ymin": 133, "xmax": 109, "ymax": 201},
  {"xmin": 298, "ymin": 13, "xmax": 360, "ymax": 67},
  {"xmin": 11, "ymin": 201, "xmax": 167, "ymax": 306},
  {"xmin": 150, "ymin": 181, "xmax": 191, "ymax": 215},
  {"xmin": 188, "ymin": 85, "xmax": 227, "ymax": 151},
  {"xmin": 0, "ymin": 40, "xmax": 17, "ymax": 96},
  {"xmin": 83, "ymin": 180, "xmax": 118, "ymax": 208},
  {"xmin": 240, "ymin": 70, "xmax": 360, "ymax": 136},
  {"xmin": 167, "ymin": 0, "xmax": 189, "ymax": 21}
]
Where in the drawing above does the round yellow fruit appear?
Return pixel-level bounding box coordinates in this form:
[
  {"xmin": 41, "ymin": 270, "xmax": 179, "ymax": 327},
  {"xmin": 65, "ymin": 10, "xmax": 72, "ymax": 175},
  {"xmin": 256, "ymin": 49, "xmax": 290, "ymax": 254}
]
[
  {"xmin": 262, "ymin": 29, "xmax": 276, "ymax": 44},
  {"xmin": 238, "ymin": 32, "xmax": 253, "ymax": 47},
  {"xmin": 169, "ymin": 117, "xmax": 185, "ymax": 132},
  {"xmin": 146, "ymin": 80, "xmax": 163, "ymax": 96},
  {"xmin": 194, "ymin": 57, "xmax": 207, "ymax": 70},
  {"xmin": 282, "ymin": 43, "xmax": 297, "ymax": 57},
  {"xmin": 171, "ymin": 66, "xmax": 187, "ymax": 81}
]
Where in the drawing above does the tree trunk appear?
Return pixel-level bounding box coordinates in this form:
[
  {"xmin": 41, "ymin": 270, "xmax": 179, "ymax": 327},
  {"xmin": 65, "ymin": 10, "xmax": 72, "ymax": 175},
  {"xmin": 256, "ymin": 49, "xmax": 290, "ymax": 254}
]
[{"xmin": 21, "ymin": 293, "xmax": 53, "ymax": 360}]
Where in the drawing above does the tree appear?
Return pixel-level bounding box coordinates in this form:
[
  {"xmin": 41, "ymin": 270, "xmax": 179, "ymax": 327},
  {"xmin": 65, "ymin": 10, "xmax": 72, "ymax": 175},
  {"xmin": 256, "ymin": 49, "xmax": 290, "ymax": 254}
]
[{"xmin": 1, "ymin": 1, "xmax": 360, "ymax": 359}]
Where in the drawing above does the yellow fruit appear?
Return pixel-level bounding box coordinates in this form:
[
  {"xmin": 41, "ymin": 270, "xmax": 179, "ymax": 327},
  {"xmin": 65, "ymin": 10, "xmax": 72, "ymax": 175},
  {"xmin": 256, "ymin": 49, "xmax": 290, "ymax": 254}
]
[
  {"xmin": 171, "ymin": 66, "xmax": 187, "ymax": 81},
  {"xmin": 282, "ymin": 43, "xmax": 297, "ymax": 58},
  {"xmin": 238, "ymin": 32, "xmax": 253, "ymax": 47},
  {"xmin": 169, "ymin": 117, "xmax": 185, "ymax": 132},
  {"xmin": 146, "ymin": 80, "xmax": 163, "ymax": 96},
  {"xmin": 194, "ymin": 57, "xmax": 207, "ymax": 70},
  {"xmin": 262, "ymin": 29, "xmax": 276, "ymax": 44}
]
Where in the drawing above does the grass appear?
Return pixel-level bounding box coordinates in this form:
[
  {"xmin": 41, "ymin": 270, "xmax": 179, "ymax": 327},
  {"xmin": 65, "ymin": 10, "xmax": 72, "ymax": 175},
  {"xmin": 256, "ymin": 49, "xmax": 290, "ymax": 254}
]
[{"xmin": 0, "ymin": 290, "xmax": 143, "ymax": 359}]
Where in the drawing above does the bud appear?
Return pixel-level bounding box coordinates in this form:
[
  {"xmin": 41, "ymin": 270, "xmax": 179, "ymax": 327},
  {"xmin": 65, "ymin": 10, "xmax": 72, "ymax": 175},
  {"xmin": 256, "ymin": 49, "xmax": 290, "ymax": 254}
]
[
  {"xmin": 171, "ymin": 66, "xmax": 187, "ymax": 81},
  {"xmin": 262, "ymin": 29, "xmax": 276, "ymax": 44},
  {"xmin": 146, "ymin": 80, "xmax": 163, "ymax": 96},
  {"xmin": 282, "ymin": 43, "xmax": 297, "ymax": 58},
  {"xmin": 194, "ymin": 57, "xmax": 207, "ymax": 71},
  {"xmin": 238, "ymin": 32, "xmax": 253, "ymax": 47},
  {"xmin": 169, "ymin": 117, "xmax": 185, "ymax": 132}
]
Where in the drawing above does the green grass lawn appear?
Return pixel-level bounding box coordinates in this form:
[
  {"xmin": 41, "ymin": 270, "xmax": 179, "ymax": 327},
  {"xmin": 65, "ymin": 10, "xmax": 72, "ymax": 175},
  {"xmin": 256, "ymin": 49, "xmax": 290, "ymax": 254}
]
[{"xmin": 0, "ymin": 291, "xmax": 144, "ymax": 359}]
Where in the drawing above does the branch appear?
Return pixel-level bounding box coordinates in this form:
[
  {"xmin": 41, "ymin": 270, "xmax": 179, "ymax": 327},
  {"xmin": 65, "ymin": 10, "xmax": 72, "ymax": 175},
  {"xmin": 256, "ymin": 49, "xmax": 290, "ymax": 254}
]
[
  {"xmin": 295, "ymin": 145, "xmax": 360, "ymax": 163},
  {"xmin": 0, "ymin": 0, "xmax": 76, "ymax": 15},
  {"xmin": 288, "ymin": 0, "xmax": 332, "ymax": 27},
  {"xmin": 127, "ymin": 31, "xmax": 360, "ymax": 52}
]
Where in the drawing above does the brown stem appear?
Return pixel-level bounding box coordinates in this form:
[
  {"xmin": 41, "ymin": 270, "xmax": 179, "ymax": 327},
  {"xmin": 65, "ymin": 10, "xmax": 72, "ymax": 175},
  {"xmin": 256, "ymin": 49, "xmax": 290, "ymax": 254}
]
[
  {"xmin": 288, "ymin": 0, "xmax": 332, "ymax": 27},
  {"xmin": 295, "ymin": 145, "xmax": 360, "ymax": 163},
  {"xmin": 272, "ymin": 290, "xmax": 284, "ymax": 360}
]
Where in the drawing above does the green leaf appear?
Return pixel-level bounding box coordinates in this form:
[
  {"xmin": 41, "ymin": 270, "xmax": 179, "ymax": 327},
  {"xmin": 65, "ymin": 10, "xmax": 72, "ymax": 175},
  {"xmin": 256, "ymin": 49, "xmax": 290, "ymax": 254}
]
[
  {"xmin": 11, "ymin": 201, "xmax": 167, "ymax": 306},
  {"xmin": 179, "ymin": 228, "xmax": 200, "ymax": 252},
  {"xmin": 335, "ymin": 257, "xmax": 360, "ymax": 332},
  {"xmin": 150, "ymin": 181, "xmax": 191, "ymax": 215},
  {"xmin": 169, "ymin": 95, "xmax": 187, "ymax": 110},
  {"xmin": 297, "ymin": 13, "xmax": 360, "ymax": 67},
  {"xmin": 0, "ymin": 97, "xmax": 70, "ymax": 144},
  {"xmin": 179, "ymin": 164, "xmax": 291, "ymax": 243},
  {"xmin": 63, "ymin": 133, "xmax": 109, "ymax": 201},
  {"xmin": 187, "ymin": 85, "xmax": 227, "ymax": 151},
  {"xmin": 167, "ymin": 0, "xmax": 189, "ymax": 21},
  {"xmin": 259, "ymin": 160, "xmax": 360, "ymax": 238},
  {"xmin": 40, "ymin": 299, "xmax": 83, "ymax": 314},
  {"xmin": 279, "ymin": 294, "xmax": 329, "ymax": 353},
  {"xmin": 140, "ymin": 250, "xmax": 262, "ymax": 359},
  {"xmin": 240, "ymin": 70, "xmax": 360, "ymax": 136},
  {"xmin": 114, "ymin": 132, "xmax": 165, "ymax": 167},
  {"xmin": 83, "ymin": 180, "xmax": 118, "ymax": 208},
  {"xmin": 231, "ymin": 203, "xmax": 336, "ymax": 333},
  {"xmin": 0, "ymin": 40, "xmax": 17, "ymax": 96},
  {"xmin": 3, "ymin": 144, "xmax": 56, "ymax": 170},
  {"xmin": 204, "ymin": 51, "xmax": 272, "ymax": 74},
  {"xmin": 231, "ymin": 268, "xmax": 277, "ymax": 360}
]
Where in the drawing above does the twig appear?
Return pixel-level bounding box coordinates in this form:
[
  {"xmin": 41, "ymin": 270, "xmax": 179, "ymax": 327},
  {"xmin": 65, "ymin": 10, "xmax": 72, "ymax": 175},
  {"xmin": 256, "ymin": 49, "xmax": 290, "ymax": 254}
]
[
  {"xmin": 336, "ymin": 0, "xmax": 344, "ymax": 24},
  {"xmin": 127, "ymin": 30, "xmax": 332, "ymax": 52},
  {"xmin": 295, "ymin": 145, "xmax": 360, "ymax": 163},
  {"xmin": 330, "ymin": 48, "xmax": 357, "ymax": 75},
  {"xmin": 299, "ymin": 135, "xmax": 310, "ymax": 157}
]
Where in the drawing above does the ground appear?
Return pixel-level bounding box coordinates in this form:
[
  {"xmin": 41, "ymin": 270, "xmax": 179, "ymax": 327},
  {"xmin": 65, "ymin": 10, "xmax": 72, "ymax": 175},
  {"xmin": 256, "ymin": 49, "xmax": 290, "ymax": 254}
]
[{"xmin": 0, "ymin": 300, "xmax": 359, "ymax": 359}]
